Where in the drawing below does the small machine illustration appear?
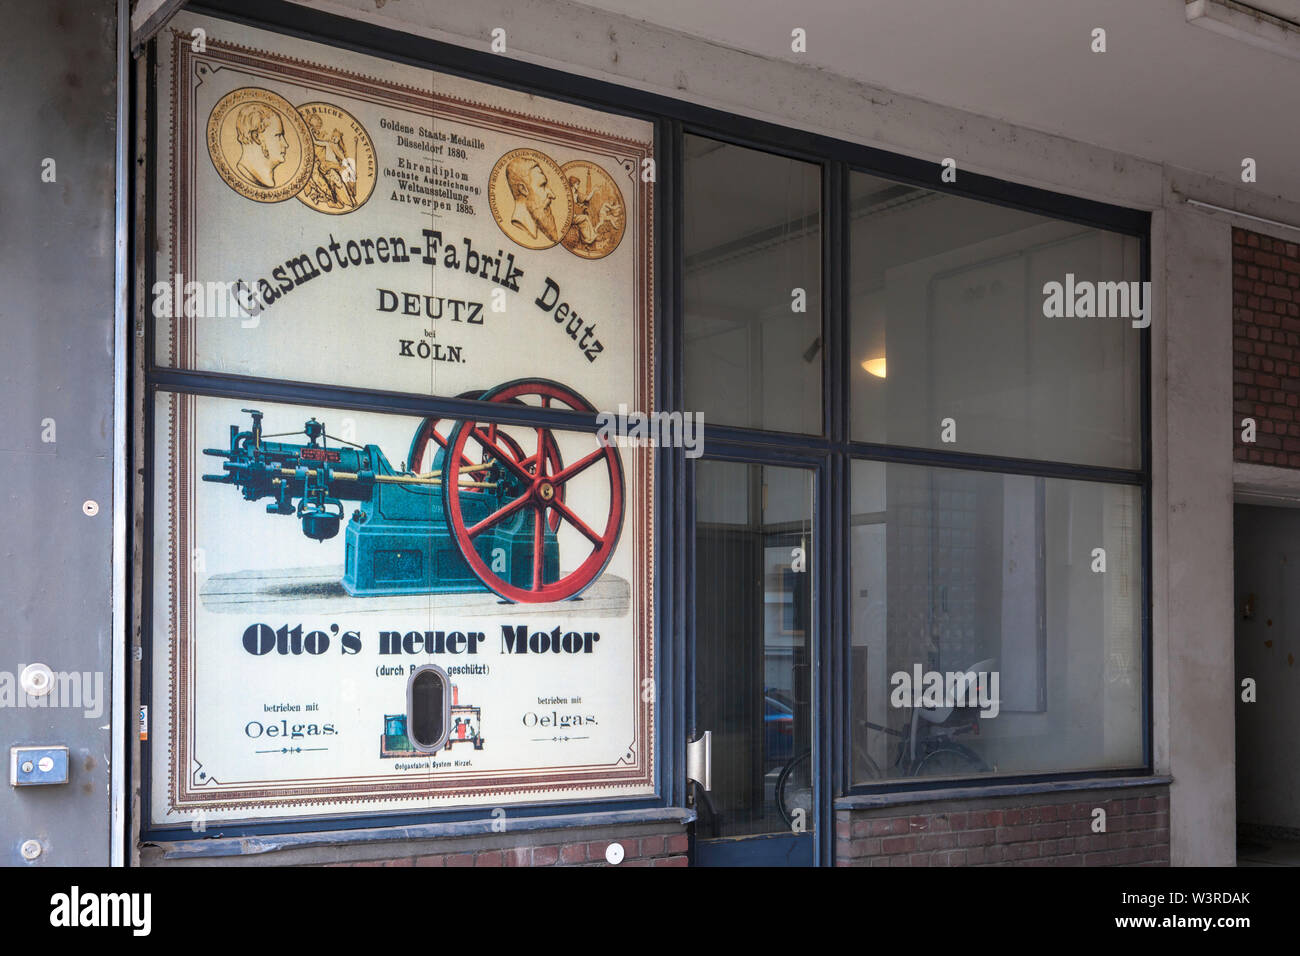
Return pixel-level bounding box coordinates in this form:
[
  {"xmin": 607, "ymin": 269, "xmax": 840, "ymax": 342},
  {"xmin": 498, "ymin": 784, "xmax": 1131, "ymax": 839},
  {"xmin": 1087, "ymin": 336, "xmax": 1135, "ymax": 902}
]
[
  {"xmin": 202, "ymin": 379, "xmax": 624, "ymax": 603},
  {"xmin": 380, "ymin": 714, "xmax": 416, "ymax": 758},
  {"xmin": 446, "ymin": 685, "xmax": 484, "ymax": 751},
  {"xmin": 379, "ymin": 685, "xmax": 484, "ymax": 759}
]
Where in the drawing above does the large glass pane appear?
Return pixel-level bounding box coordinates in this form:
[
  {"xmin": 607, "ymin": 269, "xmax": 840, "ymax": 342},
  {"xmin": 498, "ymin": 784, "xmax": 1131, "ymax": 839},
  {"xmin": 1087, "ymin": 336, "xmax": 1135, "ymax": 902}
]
[
  {"xmin": 684, "ymin": 136, "xmax": 822, "ymax": 434},
  {"xmin": 849, "ymin": 171, "xmax": 1142, "ymax": 467},
  {"xmin": 694, "ymin": 461, "xmax": 815, "ymax": 839},
  {"xmin": 849, "ymin": 459, "xmax": 1142, "ymax": 784}
]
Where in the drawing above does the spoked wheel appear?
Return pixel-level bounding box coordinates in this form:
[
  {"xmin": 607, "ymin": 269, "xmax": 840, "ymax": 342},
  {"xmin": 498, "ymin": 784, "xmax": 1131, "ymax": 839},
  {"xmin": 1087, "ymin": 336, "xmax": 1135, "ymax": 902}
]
[
  {"xmin": 443, "ymin": 379, "xmax": 625, "ymax": 603},
  {"xmin": 776, "ymin": 750, "xmax": 813, "ymax": 829},
  {"xmin": 408, "ymin": 390, "xmax": 564, "ymax": 531},
  {"xmin": 911, "ymin": 742, "xmax": 989, "ymax": 778},
  {"xmin": 406, "ymin": 390, "xmax": 484, "ymax": 476}
]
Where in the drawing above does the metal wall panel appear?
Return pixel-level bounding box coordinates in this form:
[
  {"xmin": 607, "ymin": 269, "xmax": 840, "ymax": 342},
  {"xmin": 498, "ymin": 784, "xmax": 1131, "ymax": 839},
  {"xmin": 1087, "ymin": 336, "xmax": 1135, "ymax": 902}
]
[{"xmin": 0, "ymin": 0, "xmax": 118, "ymax": 866}]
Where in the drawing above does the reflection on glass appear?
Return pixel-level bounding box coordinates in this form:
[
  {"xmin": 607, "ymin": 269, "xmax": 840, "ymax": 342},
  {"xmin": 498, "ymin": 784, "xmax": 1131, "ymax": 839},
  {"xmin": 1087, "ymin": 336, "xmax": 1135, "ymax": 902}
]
[
  {"xmin": 684, "ymin": 136, "xmax": 822, "ymax": 434},
  {"xmin": 694, "ymin": 461, "xmax": 815, "ymax": 838},
  {"xmin": 850, "ymin": 460, "xmax": 1142, "ymax": 784},
  {"xmin": 849, "ymin": 171, "xmax": 1142, "ymax": 467}
]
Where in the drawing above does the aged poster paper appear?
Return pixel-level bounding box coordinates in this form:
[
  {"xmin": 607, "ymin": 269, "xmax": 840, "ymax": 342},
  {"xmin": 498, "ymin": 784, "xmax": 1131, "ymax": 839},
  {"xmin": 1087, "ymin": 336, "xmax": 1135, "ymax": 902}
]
[{"xmin": 151, "ymin": 12, "xmax": 655, "ymax": 824}]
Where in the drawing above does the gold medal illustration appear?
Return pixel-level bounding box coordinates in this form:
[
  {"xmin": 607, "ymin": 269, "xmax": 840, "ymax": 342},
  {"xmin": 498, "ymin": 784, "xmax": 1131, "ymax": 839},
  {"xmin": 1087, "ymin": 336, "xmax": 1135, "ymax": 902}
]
[
  {"xmin": 295, "ymin": 102, "xmax": 377, "ymax": 215},
  {"xmin": 488, "ymin": 148, "xmax": 573, "ymax": 250},
  {"xmin": 206, "ymin": 87, "xmax": 314, "ymax": 203},
  {"xmin": 559, "ymin": 160, "xmax": 627, "ymax": 260}
]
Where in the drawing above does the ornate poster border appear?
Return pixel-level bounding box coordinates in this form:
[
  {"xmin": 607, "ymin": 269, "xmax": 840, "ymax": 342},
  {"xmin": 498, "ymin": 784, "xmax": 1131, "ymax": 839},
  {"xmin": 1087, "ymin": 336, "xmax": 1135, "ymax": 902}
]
[{"xmin": 157, "ymin": 24, "xmax": 656, "ymax": 816}]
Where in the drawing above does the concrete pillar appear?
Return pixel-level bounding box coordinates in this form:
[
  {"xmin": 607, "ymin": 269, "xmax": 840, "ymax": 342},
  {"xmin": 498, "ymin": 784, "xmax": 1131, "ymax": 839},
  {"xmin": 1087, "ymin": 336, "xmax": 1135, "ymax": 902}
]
[{"xmin": 1154, "ymin": 203, "xmax": 1236, "ymax": 865}]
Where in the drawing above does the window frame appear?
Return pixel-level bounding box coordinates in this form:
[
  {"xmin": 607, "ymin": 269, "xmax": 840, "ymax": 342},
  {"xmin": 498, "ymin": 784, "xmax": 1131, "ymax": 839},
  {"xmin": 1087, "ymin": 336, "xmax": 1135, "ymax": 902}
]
[{"xmin": 136, "ymin": 0, "xmax": 1151, "ymax": 857}]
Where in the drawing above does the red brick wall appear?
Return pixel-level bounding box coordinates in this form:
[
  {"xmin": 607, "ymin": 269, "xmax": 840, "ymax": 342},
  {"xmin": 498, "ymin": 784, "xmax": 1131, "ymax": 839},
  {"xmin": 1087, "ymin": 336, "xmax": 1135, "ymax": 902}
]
[
  {"xmin": 323, "ymin": 832, "xmax": 689, "ymax": 868},
  {"xmin": 1233, "ymin": 227, "xmax": 1300, "ymax": 466},
  {"xmin": 835, "ymin": 787, "xmax": 1169, "ymax": 867}
]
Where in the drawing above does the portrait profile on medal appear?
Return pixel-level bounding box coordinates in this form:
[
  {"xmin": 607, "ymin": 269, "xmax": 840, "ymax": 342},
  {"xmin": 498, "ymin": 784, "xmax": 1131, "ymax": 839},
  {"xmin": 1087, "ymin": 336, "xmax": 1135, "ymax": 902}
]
[
  {"xmin": 207, "ymin": 87, "xmax": 314, "ymax": 203},
  {"xmin": 489, "ymin": 148, "xmax": 573, "ymax": 251},
  {"xmin": 233, "ymin": 103, "xmax": 289, "ymax": 187}
]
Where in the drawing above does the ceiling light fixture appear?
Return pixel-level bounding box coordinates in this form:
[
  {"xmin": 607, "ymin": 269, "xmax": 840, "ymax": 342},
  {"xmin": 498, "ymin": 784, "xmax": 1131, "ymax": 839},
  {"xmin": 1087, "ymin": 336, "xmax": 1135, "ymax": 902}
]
[{"xmin": 861, "ymin": 357, "xmax": 886, "ymax": 378}]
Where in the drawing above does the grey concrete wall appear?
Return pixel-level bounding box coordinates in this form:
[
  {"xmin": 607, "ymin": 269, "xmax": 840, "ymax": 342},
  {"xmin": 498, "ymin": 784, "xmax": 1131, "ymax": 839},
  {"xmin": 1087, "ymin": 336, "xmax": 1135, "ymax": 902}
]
[
  {"xmin": 1153, "ymin": 201, "xmax": 1237, "ymax": 866},
  {"xmin": 0, "ymin": 0, "xmax": 119, "ymax": 865}
]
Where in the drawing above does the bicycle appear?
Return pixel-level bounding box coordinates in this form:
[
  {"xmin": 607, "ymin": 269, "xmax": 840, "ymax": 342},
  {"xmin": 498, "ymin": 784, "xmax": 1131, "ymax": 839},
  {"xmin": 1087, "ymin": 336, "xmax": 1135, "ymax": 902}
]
[{"xmin": 775, "ymin": 661, "xmax": 994, "ymax": 828}]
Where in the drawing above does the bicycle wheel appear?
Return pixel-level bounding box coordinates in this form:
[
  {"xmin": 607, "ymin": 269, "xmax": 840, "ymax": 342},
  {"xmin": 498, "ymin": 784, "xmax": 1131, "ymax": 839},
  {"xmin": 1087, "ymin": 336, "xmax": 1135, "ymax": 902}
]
[
  {"xmin": 911, "ymin": 742, "xmax": 989, "ymax": 778},
  {"xmin": 776, "ymin": 750, "xmax": 814, "ymax": 829}
]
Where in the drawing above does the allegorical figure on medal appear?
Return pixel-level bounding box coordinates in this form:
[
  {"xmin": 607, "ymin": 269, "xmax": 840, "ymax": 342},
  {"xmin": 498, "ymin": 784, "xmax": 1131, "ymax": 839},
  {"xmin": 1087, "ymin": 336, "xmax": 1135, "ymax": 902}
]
[
  {"xmin": 303, "ymin": 113, "xmax": 356, "ymax": 209},
  {"xmin": 295, "ymin": 102, "xmax": 377, "ymax": 215},
  {"xmin": 559, "ymin": 159, "xmax": 626, "ymax": 260},
  {"xmin": 489, "ymin": 149, "xmax": 573, "ymax": 251}
]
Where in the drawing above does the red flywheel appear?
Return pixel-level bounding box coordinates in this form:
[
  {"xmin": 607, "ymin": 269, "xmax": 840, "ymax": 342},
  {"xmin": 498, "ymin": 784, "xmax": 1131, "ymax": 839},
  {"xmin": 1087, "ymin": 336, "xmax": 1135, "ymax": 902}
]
[
  {"xmin": 408, "ymin": 390, "xmax": 564, "ymax": 531},
  {"xmin": 443, "ymin": 379, "xmax": 625, "ymax": 603}
]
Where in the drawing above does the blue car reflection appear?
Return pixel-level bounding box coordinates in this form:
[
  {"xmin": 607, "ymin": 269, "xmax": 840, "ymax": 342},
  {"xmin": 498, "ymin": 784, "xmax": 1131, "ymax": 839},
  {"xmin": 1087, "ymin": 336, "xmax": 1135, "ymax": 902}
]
[{"xmin": 764, "ymin": 689, "xmax": 795, "ymax": 765}]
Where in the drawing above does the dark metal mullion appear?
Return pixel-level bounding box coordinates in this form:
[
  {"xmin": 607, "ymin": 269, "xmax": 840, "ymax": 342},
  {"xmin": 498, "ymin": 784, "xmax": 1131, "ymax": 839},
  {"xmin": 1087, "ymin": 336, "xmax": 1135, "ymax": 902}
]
[
  {"xmin": 683, "ymin": 458, "xmax": 698, "ymax": 820},
  {"xmin": 1140, "ymin": 233, "xmax": 1153, "ymax": 772},
  {"xmin": 696, "ymin": 443, "xmax": 828, "ymax": 469},
  {"xmin": 832, "ymin": 161, "xmax": 852, "ymax": 866},
  {"xmin": 136, "ymin": 36, "xmax": 158, "ymax": 863},
  {"xmin": 815, "ymin": 156, "xmax": 832, "ymax": 867},
  {"xmin": 699, "ymin": 424, "xmax": 833, "ymax": 452},
  {"xmin": 843, "ymin": 764, "xmax": 1154, "ymax": 799},
  {"xmin": 845, "ymin": 440, "xmax": 1146, "ymax": 486},
  {"xmin": 650, "ymin": 114, "xmax": 672, "ymax": 807},
  {"xmin": 811, "ymin": 458, "xmax": 830, "ymax": 867},
  {"xmin": 671, "ymin": 118, "xmax": 701, "ymax": 822},
  {"xmin": 144, "ymin": 38, "xmax": 158, "ymax": 382},
  {"xmin": 148, "ymin": 372, "xmax": 604, "ymax": 432},
  {"xmin": 823, "ymin": 160, "xmax": 838, "ymax": 458},
  {"xmin": 661, "ymin": 116, "xmax": 687, "ymax": 809},
  {"xmin": 819, "ymin": 159, "xmax": 847, "ymax": 867}
]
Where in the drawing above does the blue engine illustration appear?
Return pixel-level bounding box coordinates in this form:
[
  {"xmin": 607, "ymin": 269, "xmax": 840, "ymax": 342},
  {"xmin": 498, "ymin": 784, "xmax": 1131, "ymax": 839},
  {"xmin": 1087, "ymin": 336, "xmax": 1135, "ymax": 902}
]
[{"xmin": 201, "ymin": 379, "xmax": 624, "ymax": 603}]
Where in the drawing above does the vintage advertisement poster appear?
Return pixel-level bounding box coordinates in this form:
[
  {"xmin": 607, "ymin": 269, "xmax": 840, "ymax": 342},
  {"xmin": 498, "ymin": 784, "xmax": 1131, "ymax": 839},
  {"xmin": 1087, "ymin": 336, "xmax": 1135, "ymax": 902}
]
[{"xmin": 150, "ymin": 12, "xmax": 655, "ymax": 824}]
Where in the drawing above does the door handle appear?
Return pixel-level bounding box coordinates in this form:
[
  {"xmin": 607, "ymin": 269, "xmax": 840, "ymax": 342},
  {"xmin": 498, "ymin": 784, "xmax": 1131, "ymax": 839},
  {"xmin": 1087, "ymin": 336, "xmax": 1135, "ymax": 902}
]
[{"xmin": 686, "ymin": 730, "xmax": 712, "ymax": 792}]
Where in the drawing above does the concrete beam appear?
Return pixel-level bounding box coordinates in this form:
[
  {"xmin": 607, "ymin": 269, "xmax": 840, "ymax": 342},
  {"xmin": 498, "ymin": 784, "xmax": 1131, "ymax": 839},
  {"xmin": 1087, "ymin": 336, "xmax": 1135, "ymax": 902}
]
[{"xmin": 288, "ymin": 0, "xmax": 1165, "ymax": 212}]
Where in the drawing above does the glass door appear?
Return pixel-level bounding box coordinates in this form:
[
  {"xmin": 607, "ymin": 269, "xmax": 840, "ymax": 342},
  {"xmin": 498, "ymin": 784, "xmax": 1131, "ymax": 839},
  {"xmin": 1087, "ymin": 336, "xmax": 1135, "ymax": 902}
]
[{"xmin": 690, "ymin": 460, "xmax": 816, "ymax": 866}]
